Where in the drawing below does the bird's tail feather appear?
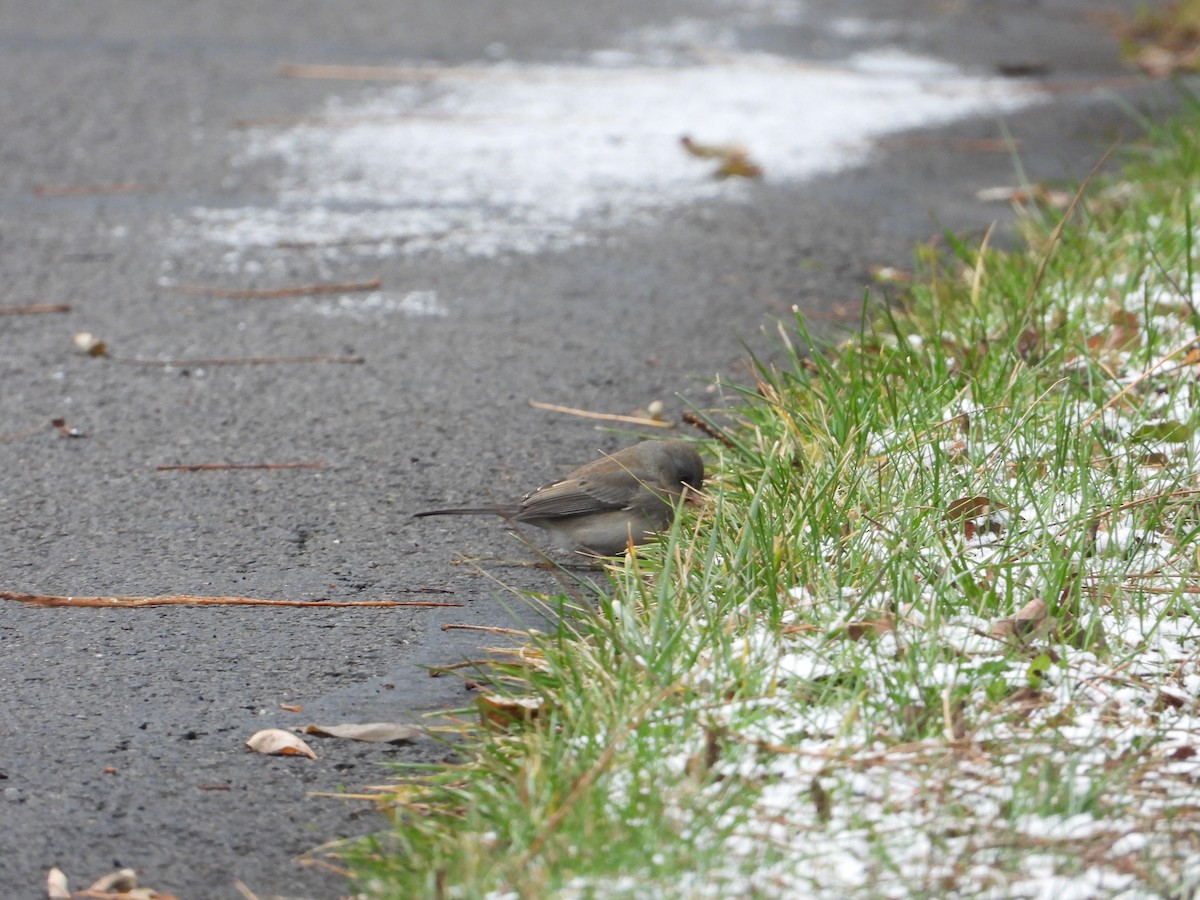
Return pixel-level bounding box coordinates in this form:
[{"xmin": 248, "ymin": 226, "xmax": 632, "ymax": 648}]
[{"xmin": 412, "ymin": 507, "xmax": 499, "ymax": 518}]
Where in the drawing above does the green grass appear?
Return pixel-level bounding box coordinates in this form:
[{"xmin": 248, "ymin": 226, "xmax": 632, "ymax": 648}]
[{"xmin": 343, "ymin": 99, "xmax": 1200, "ymax": 898}]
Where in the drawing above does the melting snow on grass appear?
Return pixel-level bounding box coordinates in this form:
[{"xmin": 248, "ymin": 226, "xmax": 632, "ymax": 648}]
[{"xmin": 623, "ymin": 220, "xmax": 1200, "ymax": 895}]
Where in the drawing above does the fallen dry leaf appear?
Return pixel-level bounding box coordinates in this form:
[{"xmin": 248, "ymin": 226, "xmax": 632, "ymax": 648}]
[
  {"xmin": 810, "ymin": 776, "xmax": 832, "ymax": 824},
  {"xmin": 713, "ymin": 151, "xmax": 763, "ymax": 180},
  {"xmin": 946, "ymin": 496, "xmax": 1003, "ymax": 523},
  {"xmin": 302, "ymin": 722, "xmax": 421, "ymax": 744},
  {"xmin": 946, "ymin": 496, "xmax": 1007, "ymax": 539},
  {"xmin": 51, "ymin": 417, "xmax": 87, "ymax": 438},
  {"xmin": 992, "ymin": 596, "xmax": 1052, "ymax": 640},
  {"xmin": 245, "ymin": 728, "xmax": 318, "ymax": 759},
  {"xmin": 1005, "ymin": 686, "xmax": 1049, "ymax": 711},
  {"xmin": 1087, "ymin": 308, "xmax": 1141, "ymax": 356},
  {"xmin": 680, "ymin": 134, "xmax": 732, "ymax": 159},
  {"xmin": 72, "ymin": 332, "xmax": 109, "ymax": 357},
  {"xmin": 478, "ymin": 694, "xmax": 544, "ymax": 731},
  {"xmin": 680, "ymin": 134, "xmax": 763, "ymax": 179},
  {"xmin": 47, "ymin": 868, "xmax": 69, "ymax": 900},
  {"xmin": 1155, "ymin": 690, "xmax": 1188, "ymax": 711},
  {"xmin": 88, "ymin": 868, "xmax": 138, "ymax": 893},
  {"xmin": 843, "ymin": 616, "xmax": 895, "ymax": 641},
  {"xmin": 1133, "ymin": 43, "xmax": 1200, "ymax": 77}
]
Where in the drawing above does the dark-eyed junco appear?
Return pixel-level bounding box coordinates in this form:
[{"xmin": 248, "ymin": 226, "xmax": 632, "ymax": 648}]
[{"xmin": 414, "ymin": 440, "xmax": 704, "ymax": 555}]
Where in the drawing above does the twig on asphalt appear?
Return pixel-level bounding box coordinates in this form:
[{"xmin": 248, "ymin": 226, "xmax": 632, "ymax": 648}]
[
  {"xmin": 156, "ymin": 462, "xmax": 325, "ymax": 472},
  {"xmin": 0, "ymin": 418, "xmax": 85, "ymax": 442},
  {"xmin": 528, "ymin": 400, "xmax": 675, "ymax": 427},
  {"xmin": 429, "ymin": 659, "xmax": 499, "ymax": 675},
  {"xmin": 171, "ymin": 277, "xmax": 381, "ymax": 299},
  {"xmin": 440, "ymin": 624, "xmax": 529, "ymax": 635},
  {"xmin": 233, "ymin": 114, "xmax": 409, "ymax": 129},
  {"xmin": 279, "ymin": 63, "xmax": 470, "ymax": 80},
  {"xmin": 0, "ymin": 303, "xmax": 71, "ymax": 315},
  {"xmin": 0, "ymin": 422, "xmax": 49, "ymax": 443},
  {"xmin": 274, "ymin": 232, "xmax": 443, "ymax": 250},
  {"xmin": 32, "ymin": 182, "xmax": 146, "ymax": 196},
  {"xmin": 111, "ymin": 354, "xmax": 365, "ymax": 366},
  {"xmin": 0, "ymin": 591, "xmax": 459, "ymax": 609},
  {"xmin": 876, "ymin": 137, "xmax": 1023, "ymax": 153}
]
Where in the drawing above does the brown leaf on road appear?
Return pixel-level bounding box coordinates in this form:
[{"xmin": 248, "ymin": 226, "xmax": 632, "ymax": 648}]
[
  {"xmin": 87, "ymin": 869, "xmax": 139, "ymax": 893},
  {"xmin": 245, "ymin": 728, "xmax": 318, "ymax": 759},
  {"xmin": 51, "ymin": 417, "xmax": 87, "ymax": 438},
  {"xmin": 680, "ymin": 135, "xmax": 763, "ymax": 179},
  {"xmin": 47, "ymin": 868, "xmax": 69, "ymax": 900},
  {"xmin": 49, "ymin": 866, "xmax": 179, "ymax": 899},
  {"xmin": 72, "ymin": 332, "xmax": 109, "ymax": 357},
  {"xmin": 302, "ymin": 722, "xmax": 422, "ymax": 744}
]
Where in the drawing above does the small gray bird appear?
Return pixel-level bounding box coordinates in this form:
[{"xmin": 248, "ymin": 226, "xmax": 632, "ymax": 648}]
[{"xmin": 414, "ymin": 440, "xmax": 704, "ymax": 555}]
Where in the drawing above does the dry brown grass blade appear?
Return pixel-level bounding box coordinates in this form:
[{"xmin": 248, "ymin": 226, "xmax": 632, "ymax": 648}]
[
  {"xmin": 0, "ymin": 591, "xmax": 459, "ymax": 609},
  {"xmin": 156, "ymin": 462, "xmax": 325, "ymax": 472},
  {"xmin": 0, "ymin": 303, "xmax": 71, "ymax": 315},
  {"xmin": 1081, "ymin": 334, "xmax": 1199, "ymax": 429},
  {"xmin": 441, "ymin": 624, "xmax": 530, "ymax": 635},
  {"xmin": 112, "ymin": 354, "xmax": 365, "ymax": 366},
  {"xmin": 33, "ymin": 182, "xmax": 146, "ymax": 196},
  {"xmin": 515, "ymin": 684, "xmax": 680, "ymax": 866},
  {"xmin": 279, "ymin": 63, "xmax": 458, "ymax": 80},
  {"xmin": 172, "ymin": 277, "xmax": 381, "ymax": 299},
  {"xmin": 528, "ymin": 399, "xmax": 674, "ymax": 427},
  {"xmin": 681, "ymin": 411, "xmax": 737, "ymax": 448},
  {"xmin": 1026, "ymin": 143, "xmax": 1117, "ymax": 305}
]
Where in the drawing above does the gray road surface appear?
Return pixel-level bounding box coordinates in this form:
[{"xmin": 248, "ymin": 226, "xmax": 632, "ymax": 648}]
[{"xmin": 0, "ymin": 1, "xmax": 1172, "ymax": 896}]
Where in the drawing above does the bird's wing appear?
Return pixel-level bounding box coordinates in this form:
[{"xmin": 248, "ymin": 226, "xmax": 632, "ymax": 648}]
[{"xmin": 515, "ymin": 473, "xmax": 637, "ymax": 520}]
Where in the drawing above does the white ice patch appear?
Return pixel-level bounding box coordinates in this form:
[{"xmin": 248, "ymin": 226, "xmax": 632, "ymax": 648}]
[
  {"xmin": 299, "ymin": 289, "xmax": 448, "ymax": 319},
  {"xmin": 182, "ymin": 24, "xmax": 1039, "ymax": 268}
]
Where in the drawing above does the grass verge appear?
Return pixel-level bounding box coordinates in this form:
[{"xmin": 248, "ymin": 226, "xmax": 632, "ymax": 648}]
[{"xmin": 347, "ymin": 98, "xmax": 1200, "ymax": 898}]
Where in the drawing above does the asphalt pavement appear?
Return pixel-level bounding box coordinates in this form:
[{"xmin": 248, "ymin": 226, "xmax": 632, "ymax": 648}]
[{"xmin": 0, "ymin": 1, "xmax": 1174, "ymax": 896}]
